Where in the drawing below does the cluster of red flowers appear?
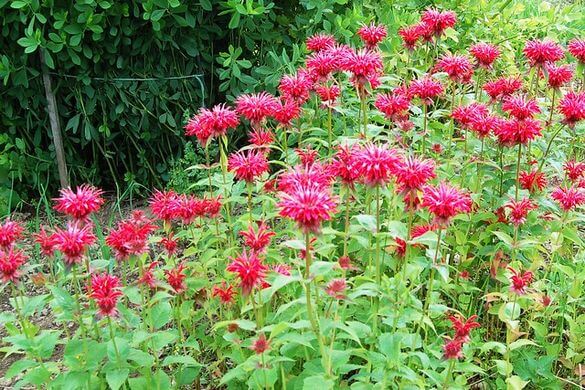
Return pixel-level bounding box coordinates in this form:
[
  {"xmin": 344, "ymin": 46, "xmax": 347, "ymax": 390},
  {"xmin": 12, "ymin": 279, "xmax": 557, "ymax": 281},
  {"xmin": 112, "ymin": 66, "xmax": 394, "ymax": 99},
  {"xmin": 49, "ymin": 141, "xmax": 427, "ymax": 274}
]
[
  {"xmin": 184, "ymin": 104, "xmax": 239, "ymax": 146},
  {"xmin": 0, "ymin": 221, "xmax": 27, "ymax": 282},
  {"xmin": 443, "ymin": 314, "xmax": 480, "ymax": 359},
  {"xmin": 106, "ymin": 211, "xmax": 157, "ymax": 261},
  {"xmin": 149, "ymin": 190, "xmax": 222, "ymax": 223},
  {"xmin": 398, "ymin": 8, "xmax": 456, "ymax": 50},
  {"xmin": 89, "ymin": 273, "xmax": 123, "ymax": 317}
]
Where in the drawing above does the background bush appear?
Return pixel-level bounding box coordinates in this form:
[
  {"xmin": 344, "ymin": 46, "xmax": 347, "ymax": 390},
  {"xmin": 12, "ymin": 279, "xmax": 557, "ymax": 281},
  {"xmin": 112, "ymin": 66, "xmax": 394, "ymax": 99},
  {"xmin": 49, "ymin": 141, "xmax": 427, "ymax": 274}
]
[{"xmin": 1, "ymin": 0, "xmax": 582, "ymax": 214}]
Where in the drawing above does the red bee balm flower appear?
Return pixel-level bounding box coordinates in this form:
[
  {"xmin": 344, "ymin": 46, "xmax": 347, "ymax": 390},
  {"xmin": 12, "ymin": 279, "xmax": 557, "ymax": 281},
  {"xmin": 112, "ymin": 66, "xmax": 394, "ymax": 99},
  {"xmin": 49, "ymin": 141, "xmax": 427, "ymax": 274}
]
[
  {"xmin": 306, "ymin": 50, "xmax": 337, "ymax": 80},
  {"xmin": 483, "ymin": 77, "xmax": 523, "ymax": 101},
  {"xmin": 325, "ymin": 278, "xmax": 347, "ymax": 299},
  {"xmin": 54, "ymin": 185, "xmax": 104, "ymax": 220},
  {"xmin": 52, "ymin": 222, "xmax": 96, "ymax": 265},
  {"xmin": 89, "ymin": 273, "xmax": 123, "ymax": 317},
  {"xmin": 422, "ymin": 182, "xmax": 472, "ymax": 226},
  {"xmin": 505, "ymin": 198, "xmax": 537, "ymax": 226},
  {"xmin": 138, "ymin": 261, "xmax": 159, "ymax": 290},
  {"xmin": 443, "ymin": 337, "xmax": 464, "ymax": 360},
  {"xmin": 410, "ymin": 76, "xmax": 444, "ymax": 105},
  {"xmin": 452, "ymin": 103, "xmax": 490, "ymax": 129},
  {"xmin": 568, "ymin": 38, "xmax": 585, "ymax": 63},
  {"xmin": 469, "ymin": 42, "xmax": 500, "ymax": 69},
  {"xmin": 248, "ymin": 128, "xmax": 275, "ymax": 148},
  {"xmin": 315, "ymin": 84, "xmax": 341, "ymax": 104},
  {"xmin": 523, "ymin": 39, "xmax": 564, "ymax": 67},
  {"xmin": 106, "ymin": 210, "xmax": 157, "ymax": 261},
  {"xmin": 228, "ymin": 149, "xmax": 269, "ymax": 183},
  {"xmin": 278, "ymin": 71, "xmax": 313, "ymax": 104},
  {"xmin": 0, "ymin": 219, "xmax": 24, "ymax": 249},
  {"xmin": 278, "ymin": 183, "xmax": 338, "ymax": 233},
  {"xmin": 551, "ymin": 186, "xmax": 585, "ymax": 211},
  {"xmin": 355, "ymin": 143, "xmax": 402, "ymax": 187},
  {"xmin": 240, "ymin": 222, "xmax": 275, "ymax": 253},
  {"xmin": 306, "ymin": 33, "xmax": 336, "ymax": 52},
  {"xmin": 375, "ymin": 91, "xmax": 411, "ymax": 122},
  {"xmin": 149, "ymin": 190, "xmax": 182, "ymax": 222},
  {"xmin": 558, "ymin": 91, "xmax": 585, "ymax": 128},
  {"xmin": 421, "ymin": 8, "xmax": 457, "ymax": 38},
  {"xmin": 494, "ymin": 118, "xmax": 542, "ymax": 146},
  {"xmin": 398, "ymin": 24, "xmax": 424, "ymax": 50},
  {"xmin": 469, "ymin": 114, "xmax": 503, "ymax": 139},
  {"xmin": 184, "ymin": 104, "xmax": 239, "ymax": 146},
  {"xmin": 227, "ymin": 250, "xmax": 267, "ymax": 296},
  {"xmin": 545, "ymin": 64, "xmax": 573, "ymax": 89},
  {"xmin": 394, "ymin": 156, "xmax": 436, "ymax": 192},
  {"xmin": 35, "ymin": 226, "xmax": 57, "ymax": 256},
  {"xmin": 564, "ymin": 160, "xmax": 585, "ymax": 182},
  {"xmin": 509, "ymin": 267, "xmax": 533, "ymax": 295},
  {"xmin": 519, "ymin": 169, "xmax": 547, "ymax": 193},
  {"xmin": 236, "ymin": 92, "xmax": 279, "ymax": 124},
  {"xmin": 331, "ymin": 144, "xmax": 362, "ymax": 187},
  {"xmin": 448, "ymin": 314, "xmax": 480, "ymax": 343},
  {"xmin": 343, "ymin": 49, "xmax": 383, "ymax": 90},
  {"xmin": 357, "ymin": 23, "xmax": 387, "ymax": 49},
  {"xmin": 166, "ymin": 263, "xmax": 187, "ymax": 294},
  {"xmin": 161, "ymin": 233, "xmax": 178, "ymax": 256},
  {"xmin": 212, "ymin": 281, "xmax": 236, "ymax": 305},
  {"xmin": 502, "ymin": 95, "xmax": 540, "ymax": 120},
  {"xmin": 436, "ymin": 54, "xmax": 473, "ymax": 83},
  {"xmin": 273, "ymin": 99, "xmax": 301, "ymax": 127},
  {"xmin": 0, "ymin": 248, "xmax": 27, "ymax": 283},
  {"xmin": 250, "ymin": 333, "xmax": 270, "ymax": 355}
]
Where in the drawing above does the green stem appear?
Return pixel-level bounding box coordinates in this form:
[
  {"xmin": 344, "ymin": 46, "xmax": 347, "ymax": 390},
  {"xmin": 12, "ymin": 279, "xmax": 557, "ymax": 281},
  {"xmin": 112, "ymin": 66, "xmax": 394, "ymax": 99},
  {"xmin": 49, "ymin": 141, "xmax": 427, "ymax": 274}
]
[
  {"xmin": 443, "ymin": 359, "xmax": 456, "ymax": 389},
  {"xmin": 247, "ymin": 182, "xmax": 254, "ymax": 222},
  {"xmin": 327, "ymin": 105, "xmax": 333, "ymax": 148},
  {"xmin": 204, "ymin": 144, "xmax": 213, "ymax": 194},
  {"xmin": 537, "ymin": 124, "xmax": 565, "ymax": 173},
  {"xmin": 515, "ymin": 143, "xmax": 522, "ymax": 201},
  {"xmin": 342, "ymin": 186, "xmax": 352, "ymax": 256},
  {"xmin": 448, "ymin": 84, "xmax": 457, "ymax": 155},
  {"xmin": 422, "ymin": 104, "xmax": 428, "ymax": 155},
  {"xmin": 108, "ymin": 316, "xmax": 122, "ymax": 368},
  {"xmin": 418, "ymin": 228, "xmax": 443, "ymax": 337}
]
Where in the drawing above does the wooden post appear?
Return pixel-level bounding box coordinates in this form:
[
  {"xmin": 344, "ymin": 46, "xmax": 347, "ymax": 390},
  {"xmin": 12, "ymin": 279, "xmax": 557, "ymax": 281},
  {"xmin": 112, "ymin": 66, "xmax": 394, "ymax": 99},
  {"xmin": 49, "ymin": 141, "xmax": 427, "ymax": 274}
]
[{"xmin": 40, "ymin": 50, "xmax": 69, "ymax": 189}]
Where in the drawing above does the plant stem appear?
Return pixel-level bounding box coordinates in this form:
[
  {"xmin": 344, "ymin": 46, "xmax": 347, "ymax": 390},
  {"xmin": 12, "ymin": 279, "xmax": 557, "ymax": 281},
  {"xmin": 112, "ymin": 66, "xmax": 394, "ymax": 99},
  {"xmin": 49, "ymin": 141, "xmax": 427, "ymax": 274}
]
[
  {"xmin": 418, "ymin": 228, "xmax": 443, "ymax": 337},
  {"xmin": 71, "ymin": 266, "xmax": 87, "ymax": 337},
  {"xmin": 448, "ymin": 83, "xmax": 457, "ymax": 155},
  {"xmin": 247, "ymin": 182, "xmax": 254, "ymax": 222},
  {"xmin": 515, "ymin": 143, "xmax": 522, "ymax": 201},
  {"xmin": 505, "ymin": 293, "xmax": 518, "ymax": 381},
  {"xmin": 204, "ymin": 144, "xmax": 213, "ymax": 194},
  {"xmin": 219, "ymin": 136, "xmax": 233, "ymax": 243},
  {"xmin": 537, "ymin": 124, "xmax": 565, "ymax": 173},
  {"xmin": 443, "ymin": 359, "xmax": 456, "ymax": 389},
  {"xmin": 327, "ymin": 105, "xmax": 333, "ymax": 148},
  {"xmin": 108, "ymin": 316, "xmax": 122, "ymax": 368},
  {"xmin": 422, "ymin": 104, "xmax": 428, "ymax": 154},
  {"xmin": 343, "ymin": 186, "xmax": 352, "ymax": 256},
  {"xmin": 476, "ymin": 137, "xmax": 485, "ymax": 194}
]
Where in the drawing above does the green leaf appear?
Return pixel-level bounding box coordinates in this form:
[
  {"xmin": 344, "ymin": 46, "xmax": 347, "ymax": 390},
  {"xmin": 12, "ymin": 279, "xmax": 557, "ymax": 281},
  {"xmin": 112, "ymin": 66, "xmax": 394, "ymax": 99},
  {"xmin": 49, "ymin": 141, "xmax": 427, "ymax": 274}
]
[
  {"xmin": 11, "ymin": 1, "xmax": 28, "ymax": 9},
  {"xmin": 303, "ymin": 375, "xmax": 334, "ymax": 389},
  {"xmin": 162, "ymin": 355, "xmax": 201, "ymax": 367},
  {"xmin": 106, "ymin": 369, "xmax": 129, "ymax": 390},
  {"xmin": 354, "ymin": 214, "xmax": 377, "ymax": 232},
  {"xmin": 509, "ymin": 339, "xmax": 539, "ymax": 350},
  {"xmin": 506, "ymin": 375, "xmax": 529, "ymax": 390},
  {"xmin": 151, "ymin": 301, "xmax": 172, "ymax": 329}
]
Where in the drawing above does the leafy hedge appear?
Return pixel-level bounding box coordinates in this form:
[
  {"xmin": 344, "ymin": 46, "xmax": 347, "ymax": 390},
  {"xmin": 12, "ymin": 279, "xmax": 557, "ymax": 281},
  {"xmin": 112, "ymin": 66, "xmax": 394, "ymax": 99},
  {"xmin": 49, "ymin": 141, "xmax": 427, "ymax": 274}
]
[{"xmin": 1, "ymin": 0, "xmax": 582, "ymax": 214}]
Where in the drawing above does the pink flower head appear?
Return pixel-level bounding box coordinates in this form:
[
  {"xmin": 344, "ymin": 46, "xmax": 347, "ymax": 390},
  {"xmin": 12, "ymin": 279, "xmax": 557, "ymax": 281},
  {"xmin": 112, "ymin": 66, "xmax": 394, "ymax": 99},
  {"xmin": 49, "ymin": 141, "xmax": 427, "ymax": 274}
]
[
  {"xmin": 355, "ymin": 143, "xmax": 402, "ymax": 187},
  {"xmin": 52, "ymin": 222, "xmax": 96, "ymax": 265},
  {"xmin": 166, "ymin": 263, "xmax": 187, "ymax": 294},
  {"xmin": 325, "ymin": 278, "xmax": 347, "ymax": 299},
  {"xmin": 138, "ymin": 261, "xmax": 159, "ymax": 289},
  {"xmin": 443, "ymin": 337, "xmax": 464, "ymax": 360},
  {"xmin": 278, "ymin": 182, "xmax": 338, "ymax": 233},
  {"xmin": 422, "ymin": 182, "xmax": 472, "ymax": 226},
  {"xmin": 558, "ymin": 91, "xmax": 585, "ymax": 128},
  {"xmin": 494, "ymin": 118, "xmax": 542, "ymax": 146},
  {"xmin": 278, "ymin": 163, "xmax": 334, "ymax": 193},
  {"xmin": 35, "ymin": 226, "xmax": 57, "ymax": 256},
  {"xmin": 106, "ymin": 210, "xmax": 157, "ymax": 261},
  {"xmin": 149, "ymin": 190, "xmax": 182, "ymax": 222},
  {"xmin": 421, "ymin": 8, "xmax": 457, "ymax": 38},
  {"xmin": 177, "ymin": 195, "xmax": 206, "ymax": 224},
  {"xmin": 469, "ymin": 42, "xmax": 500, "ymax": 69},
  {"xmin": 315, "ymin": 84, "xmax": 341, "ymax": 104},
  {"xmin": 273, "ymin": 99, "xmax": 301, "ymax": 127},
  {"xmin": 0, "ymin": 247, "xmax": 27, "ymax": 283},
  {"xmin": 0, "ymin": 219, "xmax": 24, "ymax": 249},
  {"xmin": 227, "ymin": 249, "xmax": 267, "ymax": 296},
  {"xmin": 295, "ymin": 147, "xmax": 318, "ymax": 166},
  {"xmin": 394, "ymin": 156, "xmax": 436, "ymax": 192},
  {"xmin": 551, "ymin": 185, "xmax": 585, "ymax": 211},
  {"xmin": 508, "ymin": 267, "xmax": 533, "ymax": 295},
  {"xmin": 343, "ymin": 49, "xmax": 383, "ymax": 90},
  {"xmin": 502, "ymin": 95, "xmax": 540, "ymax": 120},
  {"xmin": 375, "ymin": 90, "xmax": 411, "ymax": 122},
  {"xmin": 357, "ymin": 22, "xmax": 387, "ymax": 49},
  {"xmin": 236, "ymin": 92, "xmax": 279, "ymax": 124},
  {"xmin": 545, "ymin": 63, "xmax": 573, "ymax": 89},
  {"xmin": 306, "ymin": 50, "xmax": 338, "ymax": 80},
  {"xmin": 212, "ymin": 281, "xmax": 236, "ymax": 305},
  {"xmin": 203, "ymin": 195, "xmax": 222, "ymax": 218},
  {"xmin": 452, "ymin": 103, "xmax": 490, "ymax": 129},
  {"xmin": 505, "ymin": 198, "xmax": 537, "ymax": 226},
  {"xmin": 161, "ymin": 233, "xmax": 178, "ymax": 256},
  {"xmin": 469, "ymin": 114, "xmax": 503, "ymax": 139},
  {"xmin": 436, "ymin": 54, "xmax": 473, "ymax": 83},
  {"xmin": 398, "ymin": 24, "xmax": 423, "ymax": 50},
  {"xmin": 564, "ymin": 160, "xmax": 585, "ymax": 182},
  {"xmin": 240, "ymin": 221, "xmax": 275, "ymax": 253},
  {"xmin": 519, "ymin": 169, "xmax": 547, "ymax": 193},
  {"xmin": 248, "ymin": 128, "xmax": 275, "ymax": 149},
  {"xmin": 568, "ymin": 38, "xmax": 585, "ymax": 63},
  {"xmin": 306, "ymin": 33, "xmax": 336, "ymax": 52},
  {"xmin": 448, "ymin": 314, "xmax": 480, "ymax": 343},
  {"xmin": 272, "ymin": 263, "xmax": 291, "ymax": 276},
  {"xmin": 524, "ymin": 39, "xmax": 564, "ymax": 67},
  {"xmin": 250, "ymin": 333, "xmax": 270, "ymax": 355},
  {"xmin": 228, "ymin": 149, "xmax": 269, "ymax": 183},
  {"xmin": 331, "ymin": 144, "xmax": 362, "ymax": 187},
  {"xmin": 54, "ymin": 185, "xmax": 104, "ymax": 220},
  {"xmin": 279, "ymin": 70, "xmax": 313, "ymax": 104},
  {"xmin": 185, "ymin": 104, "xmax": 239, "ymax": 146},
  {"xmin": 409, "ymin": 76, "xmax": 444, "ymax": 105},
  {"xmin": 483, "ymin": 77, "xmax": 523, "ymax": 102},
  {"xmin": 89, "ymin": 273, "xmax": 123, "ymax": 317}
]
